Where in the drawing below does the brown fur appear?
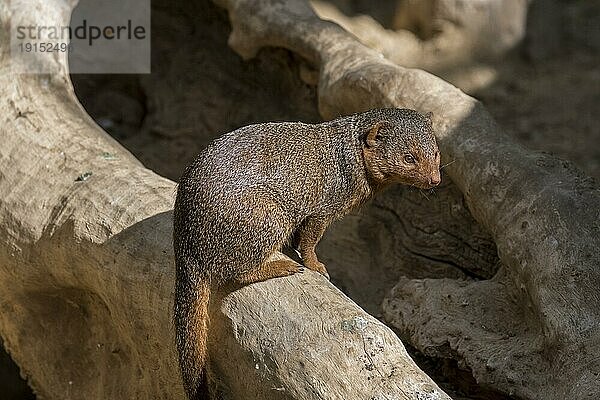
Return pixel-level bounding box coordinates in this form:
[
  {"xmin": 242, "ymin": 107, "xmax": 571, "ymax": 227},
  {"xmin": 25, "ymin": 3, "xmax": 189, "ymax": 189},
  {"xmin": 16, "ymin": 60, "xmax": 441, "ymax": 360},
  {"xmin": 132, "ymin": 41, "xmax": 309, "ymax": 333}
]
[{"xmin": 173, "ymin": 108, "xmax": 440, "ymax": 399}]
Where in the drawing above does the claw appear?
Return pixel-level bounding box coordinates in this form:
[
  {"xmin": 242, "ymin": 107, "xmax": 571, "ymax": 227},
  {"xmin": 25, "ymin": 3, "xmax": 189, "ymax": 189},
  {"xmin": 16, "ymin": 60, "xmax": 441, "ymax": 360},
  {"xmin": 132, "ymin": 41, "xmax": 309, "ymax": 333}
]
[{"xmin": 303, "ymin": 259, "xmax": 330, "ymax": 279}]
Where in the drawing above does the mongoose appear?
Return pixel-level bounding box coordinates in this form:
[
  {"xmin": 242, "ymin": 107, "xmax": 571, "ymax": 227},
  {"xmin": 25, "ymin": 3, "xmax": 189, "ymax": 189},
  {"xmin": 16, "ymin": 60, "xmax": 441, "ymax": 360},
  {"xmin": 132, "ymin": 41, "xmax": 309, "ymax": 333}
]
[{"xmin": 173, "ymin": 108, "xmax": 441, "ymax": 399}]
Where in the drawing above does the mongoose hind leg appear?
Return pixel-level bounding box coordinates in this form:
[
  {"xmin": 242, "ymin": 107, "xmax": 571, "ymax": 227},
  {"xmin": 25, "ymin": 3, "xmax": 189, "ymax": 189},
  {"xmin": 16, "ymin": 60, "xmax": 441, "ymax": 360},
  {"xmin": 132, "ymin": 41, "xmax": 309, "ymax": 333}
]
[
  {"xmin": 296, "ymin": 217, "xmax": 330, "ymax": 279},
  {"xmin": 235, "ymin": 258, "xmax": 304, "ymax": 285}
]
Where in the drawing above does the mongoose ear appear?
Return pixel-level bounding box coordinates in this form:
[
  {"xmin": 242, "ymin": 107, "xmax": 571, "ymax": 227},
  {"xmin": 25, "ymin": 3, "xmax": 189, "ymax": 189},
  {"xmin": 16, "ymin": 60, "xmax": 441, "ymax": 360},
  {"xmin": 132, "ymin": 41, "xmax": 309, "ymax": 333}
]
[
  {"xmin": 365, "ymin": 121, "xmax": 388, "ymax": 148},
  {"xmin": 425, "ymin": 111, "xmax": 434, "ymax": 125},
  {"xmin": 425, "ymin": 111, "xmax": 433, "ymax": 129}
]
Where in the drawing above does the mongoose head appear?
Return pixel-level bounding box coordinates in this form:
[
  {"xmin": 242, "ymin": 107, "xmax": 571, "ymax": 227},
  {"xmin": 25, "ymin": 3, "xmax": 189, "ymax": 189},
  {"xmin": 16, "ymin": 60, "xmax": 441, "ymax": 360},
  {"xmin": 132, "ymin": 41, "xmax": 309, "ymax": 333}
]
[{"xmin": 362, "ymin": 109, "xmax": 441, "ymax": 189}]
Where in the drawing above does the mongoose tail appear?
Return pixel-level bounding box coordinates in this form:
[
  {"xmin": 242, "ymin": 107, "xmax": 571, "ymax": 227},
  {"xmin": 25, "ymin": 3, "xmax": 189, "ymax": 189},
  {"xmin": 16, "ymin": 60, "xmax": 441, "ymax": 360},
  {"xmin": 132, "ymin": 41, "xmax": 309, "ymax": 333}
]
[{"xmin": 174, "ymin": 276, "xmax": 210, "ymax": 400}]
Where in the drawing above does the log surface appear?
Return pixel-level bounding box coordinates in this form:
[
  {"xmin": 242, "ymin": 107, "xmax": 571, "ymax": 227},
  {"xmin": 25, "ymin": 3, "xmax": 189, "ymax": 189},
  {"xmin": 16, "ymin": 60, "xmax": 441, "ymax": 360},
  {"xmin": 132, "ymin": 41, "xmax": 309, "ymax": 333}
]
[
  {"xmin": 0, "ymin": 1, "xmax": 452, "ymax": 399},
  {"xmin": 216, "ymin": 0, "xmax": 600, "ymax": 399},
  {"xmin": 1, "ymin": 0, "xmax": 598, "ymax": 399}
]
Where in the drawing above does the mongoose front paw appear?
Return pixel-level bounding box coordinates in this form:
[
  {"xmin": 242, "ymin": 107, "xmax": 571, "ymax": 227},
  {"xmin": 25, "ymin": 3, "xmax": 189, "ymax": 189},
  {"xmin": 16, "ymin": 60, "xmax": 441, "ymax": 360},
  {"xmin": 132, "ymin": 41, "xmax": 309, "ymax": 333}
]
[
  {"xmin": 304, "ymin": 260, "xmax": 330, "ymax": 280},
  {"xmin": 236, "ymin": 260, "xmax": 304, "ymax": 284},
  {"xmin": 289, "ymin": 265, "xmax": 306, "ymax": 275},
  {"xmin": 274, "ymin": 261, "xmax": 305, "ymax": 277}
]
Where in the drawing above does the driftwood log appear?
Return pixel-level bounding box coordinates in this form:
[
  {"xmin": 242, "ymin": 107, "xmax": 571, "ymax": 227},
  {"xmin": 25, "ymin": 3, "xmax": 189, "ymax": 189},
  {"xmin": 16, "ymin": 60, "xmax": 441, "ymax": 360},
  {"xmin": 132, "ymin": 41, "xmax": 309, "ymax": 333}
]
[
  {"xmin": 215, "ymin": 1, "xmax": 599, "ymax": 399},
  {"xmin": 1, "ymin": 0, "xmax": 599, "ymax": 400},
  {"xmin": 310, "ymin": 0, "xmax": 531, "ymax": 93},
  {"xmin": 0, "ymin": 1, "xmax": 447, "ymax": 399},
  {"xmin": 312, "ymin": 0, "xmax": 529, "ymax": 74}
]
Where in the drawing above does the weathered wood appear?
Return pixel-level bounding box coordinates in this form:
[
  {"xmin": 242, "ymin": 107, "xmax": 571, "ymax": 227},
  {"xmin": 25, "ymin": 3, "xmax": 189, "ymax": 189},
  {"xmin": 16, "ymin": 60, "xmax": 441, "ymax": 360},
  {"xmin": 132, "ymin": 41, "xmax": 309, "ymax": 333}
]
[
  {"xmin": 209, "ymin": 269, "xmax": 451, "ymax": 400},
  {"xmin": 214, "ymin": 0, "xmax": 600, "ymax": 399},
  {"xmin": 312, "ymin": 0, "xmax": 529, "ymax": 71},
  {"xmin": 0, "ymin": 1, "xmax": 452, "ymax": 399},
  {"xmin": 2, "ymin": 0, "xmax": 599, "ymax": 399},
  {"xmin": 321, "ymin": 178, "xmax": 499, "ymax": 315}
]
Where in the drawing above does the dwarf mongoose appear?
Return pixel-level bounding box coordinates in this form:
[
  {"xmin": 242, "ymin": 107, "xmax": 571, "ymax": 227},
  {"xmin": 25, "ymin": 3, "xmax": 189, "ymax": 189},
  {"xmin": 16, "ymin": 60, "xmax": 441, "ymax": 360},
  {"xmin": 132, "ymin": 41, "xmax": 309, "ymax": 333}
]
[{"xmin": 173, "ymin": 108, "xmax": 441, "ymax": 399}]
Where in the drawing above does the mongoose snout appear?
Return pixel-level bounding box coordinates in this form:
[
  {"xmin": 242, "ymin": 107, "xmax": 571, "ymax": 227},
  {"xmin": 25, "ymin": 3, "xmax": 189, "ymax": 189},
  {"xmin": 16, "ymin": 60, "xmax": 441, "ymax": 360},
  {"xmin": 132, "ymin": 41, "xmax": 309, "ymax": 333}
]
[
  {"xmin": 417, "ymin": 155, "xmax": 442, "ymax": 189},
  {"xmin": 428, "ymin": 169, "xmax": 442, "ymax": 187},
  {"xmin": 173, "ymin": 107, "xmax": 441, "ymax": 399}
]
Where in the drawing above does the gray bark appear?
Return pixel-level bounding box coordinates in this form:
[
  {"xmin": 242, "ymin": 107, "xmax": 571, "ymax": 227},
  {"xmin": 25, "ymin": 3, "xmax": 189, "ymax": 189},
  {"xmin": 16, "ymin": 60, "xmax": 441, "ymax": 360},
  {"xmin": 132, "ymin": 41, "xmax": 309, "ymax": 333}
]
[
  {"xmin": 0, "ymin": 1, "xmax": 451, "ymax": 399},
  {"xmin": 0, "ymin": 0, "xmax": 598, "ymax": 399},
  {"xmin": 216, "ymin": 1, "xmax": 600, "ymax": 399}
]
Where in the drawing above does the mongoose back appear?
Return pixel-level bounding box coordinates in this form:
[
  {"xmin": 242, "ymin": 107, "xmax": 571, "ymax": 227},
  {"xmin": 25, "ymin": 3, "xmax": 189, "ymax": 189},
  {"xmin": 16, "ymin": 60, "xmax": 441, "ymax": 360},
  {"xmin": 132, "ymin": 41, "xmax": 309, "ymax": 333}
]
[{"xmin": 173, "ymin": 108, "xmax": 441, "ymax": 399}]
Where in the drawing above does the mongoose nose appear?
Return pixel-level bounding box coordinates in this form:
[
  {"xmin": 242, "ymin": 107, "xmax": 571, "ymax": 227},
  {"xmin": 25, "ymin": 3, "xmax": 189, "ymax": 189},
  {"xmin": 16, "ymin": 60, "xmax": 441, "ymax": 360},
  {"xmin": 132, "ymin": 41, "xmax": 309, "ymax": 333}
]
[{"xmin": 429, "ymin": 175, "xmax": 441, "ymax": 186}]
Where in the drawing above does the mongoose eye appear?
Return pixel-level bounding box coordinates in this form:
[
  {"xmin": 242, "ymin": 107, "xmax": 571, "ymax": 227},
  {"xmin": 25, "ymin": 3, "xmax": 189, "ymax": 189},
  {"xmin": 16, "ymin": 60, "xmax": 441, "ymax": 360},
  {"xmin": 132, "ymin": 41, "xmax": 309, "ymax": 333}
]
[{"xmin": 404, "ymin": 154, "xmax": 416, "ymax": 164}]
